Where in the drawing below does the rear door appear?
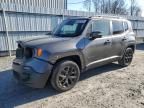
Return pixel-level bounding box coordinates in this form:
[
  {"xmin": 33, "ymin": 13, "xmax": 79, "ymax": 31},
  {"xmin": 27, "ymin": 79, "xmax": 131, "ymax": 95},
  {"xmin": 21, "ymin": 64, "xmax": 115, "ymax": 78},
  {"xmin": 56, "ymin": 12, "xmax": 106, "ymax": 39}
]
[{"xmin": 111, "ymin": 20, "xmax": 127, "ymax": 56}]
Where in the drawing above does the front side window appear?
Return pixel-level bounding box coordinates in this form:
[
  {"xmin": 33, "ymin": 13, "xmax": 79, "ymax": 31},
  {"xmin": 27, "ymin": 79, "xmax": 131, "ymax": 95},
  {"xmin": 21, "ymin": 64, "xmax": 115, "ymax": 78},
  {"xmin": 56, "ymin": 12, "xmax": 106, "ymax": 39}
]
[
  {"xmin": 53, "ymin": 19, "xmax": 89, "ymax": 37},
  {"xmin": 112, "ymin": 21, "xmax": 124, "ymax": 35},
  {"xmin": 92, "ymin": 20, "xmax": 110, "ymax": 36}
]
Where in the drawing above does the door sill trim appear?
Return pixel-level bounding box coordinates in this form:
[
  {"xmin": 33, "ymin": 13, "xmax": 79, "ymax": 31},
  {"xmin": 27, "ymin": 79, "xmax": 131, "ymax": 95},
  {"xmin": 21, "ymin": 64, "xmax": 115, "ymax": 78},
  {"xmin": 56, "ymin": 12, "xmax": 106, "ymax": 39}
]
[{"xmin": 87, "ymin": 56, "xmax": 120, "ymax": 67}]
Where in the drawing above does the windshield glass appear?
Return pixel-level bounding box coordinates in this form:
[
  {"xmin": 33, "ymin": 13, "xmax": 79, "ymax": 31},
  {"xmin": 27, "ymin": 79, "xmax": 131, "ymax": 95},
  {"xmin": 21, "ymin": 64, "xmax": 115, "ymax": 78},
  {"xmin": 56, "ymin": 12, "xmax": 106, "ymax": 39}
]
[{"xmin": 53, "ymin": 19, "xmax": 89, "ymax": 37}]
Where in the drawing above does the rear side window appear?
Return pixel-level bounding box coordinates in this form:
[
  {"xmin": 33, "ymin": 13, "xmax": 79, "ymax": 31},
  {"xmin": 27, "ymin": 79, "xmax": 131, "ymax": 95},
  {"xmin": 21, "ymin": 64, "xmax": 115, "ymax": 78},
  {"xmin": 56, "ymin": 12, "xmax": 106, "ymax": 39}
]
[
  {"xmin": 124, "ymin": 22, "xmax": 129, "ymax": 31},
  {"xmin": 112, "ymin": 21, "xmax": 124, "ymax": 35},
  {"xmin": 92, "ymin": 20, "xmax": 110, "ymax": 36}
]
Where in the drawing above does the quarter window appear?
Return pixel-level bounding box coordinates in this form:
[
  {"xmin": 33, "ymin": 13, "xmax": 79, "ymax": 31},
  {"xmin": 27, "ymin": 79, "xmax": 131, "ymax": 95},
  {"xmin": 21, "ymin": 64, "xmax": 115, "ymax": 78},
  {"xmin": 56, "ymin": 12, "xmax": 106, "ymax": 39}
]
[
  {"xmin": 112, "ymin": 21, "xmax": 124, "ymax": 35},
  {"xmin": 92, "ymin": 20, "xmax": 110, "ymax": 36}
]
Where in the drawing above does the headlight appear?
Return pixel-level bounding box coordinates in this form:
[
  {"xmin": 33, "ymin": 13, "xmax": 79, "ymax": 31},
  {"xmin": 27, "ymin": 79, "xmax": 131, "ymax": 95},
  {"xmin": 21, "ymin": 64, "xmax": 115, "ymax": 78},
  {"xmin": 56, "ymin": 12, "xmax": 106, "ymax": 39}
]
[{"xmin": 24, "ymin": 47, "xmax": 33, "ymax": 59}]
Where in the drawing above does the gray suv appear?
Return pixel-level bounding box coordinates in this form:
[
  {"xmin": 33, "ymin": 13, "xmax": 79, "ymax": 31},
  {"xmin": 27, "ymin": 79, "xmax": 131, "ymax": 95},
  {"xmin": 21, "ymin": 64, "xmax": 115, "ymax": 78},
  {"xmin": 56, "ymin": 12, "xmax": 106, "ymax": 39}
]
[{"xmin": 13, "ymin": 16, "xmax": 136, "ymax": 92}]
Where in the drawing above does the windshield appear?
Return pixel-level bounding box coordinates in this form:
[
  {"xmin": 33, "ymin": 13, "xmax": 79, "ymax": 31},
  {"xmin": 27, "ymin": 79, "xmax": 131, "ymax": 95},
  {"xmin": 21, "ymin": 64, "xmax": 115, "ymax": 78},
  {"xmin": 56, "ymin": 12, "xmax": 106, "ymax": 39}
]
[{"xmin": 53, "ymin": 19, "xmax": 89, "ymax": 37}]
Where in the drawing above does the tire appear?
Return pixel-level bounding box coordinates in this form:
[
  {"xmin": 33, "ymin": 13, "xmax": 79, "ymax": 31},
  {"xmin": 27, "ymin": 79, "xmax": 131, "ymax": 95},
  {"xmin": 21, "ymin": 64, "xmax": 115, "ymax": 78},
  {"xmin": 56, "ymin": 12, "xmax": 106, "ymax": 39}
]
[
  {"xmin": 50, "ymin": 60, "xmax": 80, "ymax": 92},
  {"xmin": 118, "ymin": 48, "xmax": 134, "ymax": 67}
]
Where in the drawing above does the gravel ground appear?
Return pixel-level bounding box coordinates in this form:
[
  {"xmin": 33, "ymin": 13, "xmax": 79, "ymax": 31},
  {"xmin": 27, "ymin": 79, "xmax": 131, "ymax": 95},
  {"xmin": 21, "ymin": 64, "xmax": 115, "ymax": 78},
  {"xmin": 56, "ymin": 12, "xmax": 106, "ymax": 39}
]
[{"xmin": 0, "ymin": 44, "xmax": 144, "ymax": 108}]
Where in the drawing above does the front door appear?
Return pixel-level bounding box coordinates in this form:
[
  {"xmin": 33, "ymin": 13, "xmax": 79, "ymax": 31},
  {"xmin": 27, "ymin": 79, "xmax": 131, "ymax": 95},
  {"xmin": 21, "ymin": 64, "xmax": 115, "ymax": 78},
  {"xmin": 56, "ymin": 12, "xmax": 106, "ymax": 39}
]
[{"xmin": 83, "ymin": 19, "xmax": 113, "ymax": 67}]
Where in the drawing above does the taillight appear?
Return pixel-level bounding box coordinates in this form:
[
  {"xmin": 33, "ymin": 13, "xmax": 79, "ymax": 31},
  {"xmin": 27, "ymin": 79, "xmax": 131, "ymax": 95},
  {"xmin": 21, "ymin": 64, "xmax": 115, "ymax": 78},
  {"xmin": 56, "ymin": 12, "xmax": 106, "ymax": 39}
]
[{"xmin": 37, "ymin": 48, "xmax": 43, "ymax": 57}]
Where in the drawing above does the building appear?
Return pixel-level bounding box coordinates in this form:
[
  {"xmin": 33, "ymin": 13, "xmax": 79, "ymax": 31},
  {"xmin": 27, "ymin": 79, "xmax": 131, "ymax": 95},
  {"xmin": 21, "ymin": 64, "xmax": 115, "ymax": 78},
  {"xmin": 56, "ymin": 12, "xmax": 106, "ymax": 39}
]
[
  {"xmin": 0, "ymin": 0, "xmax": 67, "ymax": 56},
  {"xmin": 0, "ymin": 0, "xmax": 67, "ymax": 9}
]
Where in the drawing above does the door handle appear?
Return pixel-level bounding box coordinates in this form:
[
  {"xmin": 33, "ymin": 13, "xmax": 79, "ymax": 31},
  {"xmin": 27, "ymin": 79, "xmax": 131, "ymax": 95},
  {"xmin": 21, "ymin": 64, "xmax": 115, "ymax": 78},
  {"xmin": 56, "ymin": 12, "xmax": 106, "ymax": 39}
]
[
  {"xmin": 104, "ymin": 40, "xmax": 111, "ymax": 45},
  {"xmin": 122, "ymin": 37, "xmax": 127, "ymax": 41}
]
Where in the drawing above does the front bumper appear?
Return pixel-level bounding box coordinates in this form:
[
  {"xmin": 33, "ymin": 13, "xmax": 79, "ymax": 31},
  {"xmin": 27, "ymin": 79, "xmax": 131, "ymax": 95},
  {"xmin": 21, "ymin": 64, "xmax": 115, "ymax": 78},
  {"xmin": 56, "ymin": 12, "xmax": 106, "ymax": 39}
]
[{"xmin": 12, "ymin": 58, "xmax": 53, "ymax": 88}]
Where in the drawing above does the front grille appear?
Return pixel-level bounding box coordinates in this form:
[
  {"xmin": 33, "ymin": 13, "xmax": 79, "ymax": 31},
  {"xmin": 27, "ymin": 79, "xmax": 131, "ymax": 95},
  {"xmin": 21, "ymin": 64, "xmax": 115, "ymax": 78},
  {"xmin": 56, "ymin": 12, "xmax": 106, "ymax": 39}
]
[
  {"xmin": 16, "ymin": 47, "xmax": 24, "ymax": 58},
  {"xmin": 16, "ymin": 44, "xmax": 33, "ymax": 59}
]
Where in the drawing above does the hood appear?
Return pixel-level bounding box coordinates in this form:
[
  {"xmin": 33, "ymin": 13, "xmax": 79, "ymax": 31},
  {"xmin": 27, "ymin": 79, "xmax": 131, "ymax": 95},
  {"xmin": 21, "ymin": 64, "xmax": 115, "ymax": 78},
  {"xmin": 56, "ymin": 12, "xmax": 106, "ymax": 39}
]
[{"xmin": 18, "ymin": 35, "xmax": 71, "ymax": 47}]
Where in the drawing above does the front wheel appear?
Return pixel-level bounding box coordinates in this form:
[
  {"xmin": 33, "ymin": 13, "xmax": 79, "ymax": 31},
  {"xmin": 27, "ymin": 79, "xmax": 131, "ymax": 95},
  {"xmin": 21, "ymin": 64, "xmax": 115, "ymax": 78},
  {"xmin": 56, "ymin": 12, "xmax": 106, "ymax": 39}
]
[
  {"xmin": 50, "ymin": 60, "xmax": 80, "ymax": 92},
  {"xmin": 118, "ymin": 48, "xmax": 134, "ymax": 67}
]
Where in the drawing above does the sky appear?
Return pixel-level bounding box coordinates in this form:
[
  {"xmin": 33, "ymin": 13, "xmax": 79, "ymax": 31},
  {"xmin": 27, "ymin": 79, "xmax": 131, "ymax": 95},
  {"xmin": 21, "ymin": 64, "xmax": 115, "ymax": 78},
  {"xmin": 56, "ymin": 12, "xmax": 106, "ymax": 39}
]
[{"xmin": 68, "ymin": 0, "xmax": 144, "ymax": 16}]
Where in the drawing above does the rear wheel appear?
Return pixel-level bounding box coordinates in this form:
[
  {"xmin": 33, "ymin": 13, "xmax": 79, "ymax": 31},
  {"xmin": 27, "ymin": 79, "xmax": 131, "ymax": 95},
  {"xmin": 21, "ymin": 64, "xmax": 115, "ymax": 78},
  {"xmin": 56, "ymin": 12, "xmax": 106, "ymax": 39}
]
[
  {"xmin": 50, "ymin": 60, "xmax": 80, "ymax": 92},
  {"xmin": 118, "ymin": 48, "xmax": 134, "ymax": 67}
]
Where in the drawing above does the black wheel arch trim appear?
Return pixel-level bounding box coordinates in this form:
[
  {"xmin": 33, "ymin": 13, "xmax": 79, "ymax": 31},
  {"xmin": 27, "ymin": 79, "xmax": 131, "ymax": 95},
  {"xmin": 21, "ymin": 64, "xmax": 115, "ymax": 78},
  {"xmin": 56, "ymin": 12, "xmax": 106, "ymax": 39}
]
[
  {"xmin": 47, "ymin": 50, "xmax": 86, "ymax": 71},
  {"xmin": 121, "ymin": 43, "xmax": 136, "ymax": 57}
]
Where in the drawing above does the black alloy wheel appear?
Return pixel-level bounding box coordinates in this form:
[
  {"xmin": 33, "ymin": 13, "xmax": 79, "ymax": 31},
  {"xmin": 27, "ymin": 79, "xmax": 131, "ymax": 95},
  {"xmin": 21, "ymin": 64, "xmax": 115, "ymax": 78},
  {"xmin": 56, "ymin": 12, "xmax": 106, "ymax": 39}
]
[
  {"xmin": 118, "ymin": 48, "xmax": 134, "ymax": 67},
  {"xmin": 51, "ymin": 60, "xmax": 80, "ymax": 92}
]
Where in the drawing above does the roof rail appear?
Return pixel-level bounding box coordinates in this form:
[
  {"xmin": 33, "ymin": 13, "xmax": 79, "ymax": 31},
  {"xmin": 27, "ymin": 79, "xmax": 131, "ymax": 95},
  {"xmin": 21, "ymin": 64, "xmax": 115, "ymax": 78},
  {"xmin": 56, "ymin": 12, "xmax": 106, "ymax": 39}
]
[{"xmin": 89, "ymin": 15, "xmax": 123, "ymax": 19}]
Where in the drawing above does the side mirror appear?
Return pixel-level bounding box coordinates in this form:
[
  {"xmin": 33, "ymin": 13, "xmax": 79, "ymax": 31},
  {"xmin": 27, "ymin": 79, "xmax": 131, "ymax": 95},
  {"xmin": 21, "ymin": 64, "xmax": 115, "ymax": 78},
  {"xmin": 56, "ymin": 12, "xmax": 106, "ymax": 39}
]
[{"xmin": 89, "ymin": 31, "xmax": 102, "ymax": 40}]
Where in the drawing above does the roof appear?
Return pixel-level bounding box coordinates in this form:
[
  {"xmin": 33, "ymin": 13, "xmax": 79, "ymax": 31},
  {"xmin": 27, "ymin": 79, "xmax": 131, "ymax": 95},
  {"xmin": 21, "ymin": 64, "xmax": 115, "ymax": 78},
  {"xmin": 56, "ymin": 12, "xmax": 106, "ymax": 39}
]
[
  {"xmin": 89, "ymin": 15, "xmax": 127, "ymax": 21},
  {"xmin": 67, "ymin": 15, "xmax": 127, "ymax": 21}
]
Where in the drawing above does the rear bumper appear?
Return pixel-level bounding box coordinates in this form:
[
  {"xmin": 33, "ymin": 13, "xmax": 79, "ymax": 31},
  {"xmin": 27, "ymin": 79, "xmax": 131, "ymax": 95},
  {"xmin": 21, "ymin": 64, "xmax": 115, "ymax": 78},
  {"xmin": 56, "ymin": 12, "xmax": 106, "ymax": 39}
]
[{"xmin": 12, "ymin": 58, "xmax": 53, "ymax": 88}]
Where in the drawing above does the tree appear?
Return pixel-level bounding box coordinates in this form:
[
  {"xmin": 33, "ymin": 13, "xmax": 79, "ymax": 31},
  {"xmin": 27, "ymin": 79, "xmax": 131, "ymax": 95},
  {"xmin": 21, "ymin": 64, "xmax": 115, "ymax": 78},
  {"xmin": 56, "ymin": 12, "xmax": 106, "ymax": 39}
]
[
  {"xmin": 83, "ymin": 0, "xmax": 141, "ymax": 16},
  {"xmin": 83, "ymin": 0, "xmax": 128, "ymax": 15},
  {"xmin": 110, "ymin": 0, "xmax": 128, "ymax": 15},
  {"xmin": 92, "ymin": 0, "xmax": 101, "ymax": 13},
  {"xmin": 83, "ymin": 0, "xmax": 92, "ymax": 12},
  {"xmin": 130, "ymin": 0, "xmax": 141, "ymax": 16}
]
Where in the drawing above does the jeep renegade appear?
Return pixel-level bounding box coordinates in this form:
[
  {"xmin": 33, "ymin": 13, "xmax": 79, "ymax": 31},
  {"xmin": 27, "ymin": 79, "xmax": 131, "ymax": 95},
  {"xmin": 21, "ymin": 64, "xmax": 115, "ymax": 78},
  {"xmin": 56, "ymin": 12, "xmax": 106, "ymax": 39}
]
[{"xmin": 13, "ymin": 16, "xmax": 136, "ymax": 92}]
